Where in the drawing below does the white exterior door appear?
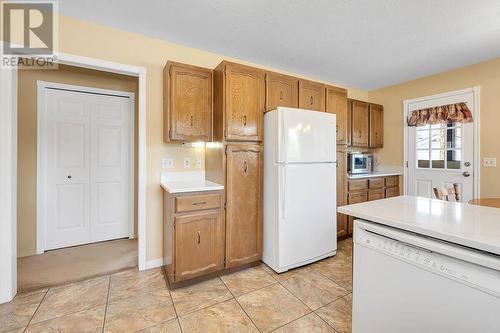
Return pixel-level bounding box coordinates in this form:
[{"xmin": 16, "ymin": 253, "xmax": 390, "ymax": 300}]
[
  {"xmin": 407, "ymin": 91, "xmax": 475, "ymax": 202},
  {"xmin": 41, "ymin": 87, "xmax": 132, "ymax": 251}
]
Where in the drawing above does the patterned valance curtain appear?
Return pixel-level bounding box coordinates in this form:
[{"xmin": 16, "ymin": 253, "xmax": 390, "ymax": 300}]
[{"xmin": 407, "ymin": 102, "xmax": 473, "ymax": 127}]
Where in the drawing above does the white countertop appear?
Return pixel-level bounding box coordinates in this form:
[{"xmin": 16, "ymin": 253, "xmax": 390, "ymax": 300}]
[
  {"xmin": 160, "ymin": 179, "xmax": 224, "ymax": 193},
  {"xmin": 160, "ymin": 171, "xmax": 224, "ymax": 194},
  {"xmin": 338, "ymin": 195, "xmax": 500, "ymax": 256},
  {"xmin": 347, "ymin": 165, "xmax": 402, "ymax": 179}
]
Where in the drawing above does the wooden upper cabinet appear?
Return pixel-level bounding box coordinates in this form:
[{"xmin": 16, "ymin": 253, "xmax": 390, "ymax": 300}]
[
  {"xmin": 326, "ymin": 86, "xmax": 348, "ymax": 144},
  {"xmin": 298, "ymin": 80, "xmax": 325, "ymax": 112},
  {"xmin": 225, "ymin": 144, "xmax": 263, "ymax": 268},
  {"xmin": 351, "ymin": 100, "xmax": 369, "ymax": 147},
  {"xmin": 174, "ymin": 211, "xmax": 223, "ymax": 282},
  {"xmin": 369, "ymin": 103, "xmax": 383, "ymax": 148},
  {"xmin": 164, "ymin": 61, "xmax": 212, "ymax": 142},
  {"xmin": 224, "ymin": 63, "xmax": 265, "ymax": 142},
  {"xmin": 265, "ymin": 72, "xmax": 299, "ymax": 111}
]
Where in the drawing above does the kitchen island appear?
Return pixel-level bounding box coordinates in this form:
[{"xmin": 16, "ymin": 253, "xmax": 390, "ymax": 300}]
[{"xmin": 338, "ymin": 195, "xmax": 500, "ymax": 333}]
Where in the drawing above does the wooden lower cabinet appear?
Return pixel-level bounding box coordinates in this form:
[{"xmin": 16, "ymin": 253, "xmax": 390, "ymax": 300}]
[
  {"xmin": 163, "ymin": 190, "xmax": 223, "ymax": 286},
  {"xmin": 225, "ymin": 144, "xmax": 263, "ymax": 268},
  {"xmin": 345, "ymin": 175, "xmax": 400, "ymax": 236},
  {"xmin": 174, "ymin": 211, "xmax": 223, "ymax": 281}
]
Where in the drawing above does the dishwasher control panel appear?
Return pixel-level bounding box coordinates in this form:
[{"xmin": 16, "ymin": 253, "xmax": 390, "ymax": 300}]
[{"xmin": 358, "ymin": 226, "xmax": 500, "ymax": 297}]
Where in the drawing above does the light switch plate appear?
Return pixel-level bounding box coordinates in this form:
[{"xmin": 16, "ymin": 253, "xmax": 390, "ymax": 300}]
[
  {"xmin": 162, "ymin": 158, "xmax": 174, "ymax": 169},
  {"xmin": 196, "ymin": 157, "xmax": 202, "ymax": 168},
  {"xmin": 483, "ymin": 157, "xmax": 496, "ymax": 167},
  {"xmin": 183, "ymin": 157, "xmax": 191, "ymax": 168}
]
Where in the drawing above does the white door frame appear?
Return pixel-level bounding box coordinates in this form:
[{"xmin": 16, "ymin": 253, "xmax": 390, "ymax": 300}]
[
  {"xmin": 0, "ymin": 46, "xmax": 148, "ymax": 304},
  {"xmin": 403, "ymin": 87, "xmax": 481, "ymax": 198},
  {"xmin": 37, "ymin": 81, "xmax": 136, "ymax": 254}
]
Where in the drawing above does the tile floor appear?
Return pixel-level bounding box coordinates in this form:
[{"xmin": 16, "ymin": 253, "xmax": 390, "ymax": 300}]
[{"xmin": 1, "ymin": 238, "xmax": 353, "ymax": 333}]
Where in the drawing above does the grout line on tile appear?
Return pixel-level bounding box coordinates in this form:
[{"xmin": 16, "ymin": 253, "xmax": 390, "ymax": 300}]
[
  {"xmin": 24, "ymin": 288, "xmax": 49, "ymax": 328},
  {"xmin": 220, "ymin": 276, "xmax": 262, "ymax": 333},
  {"xmin": 268, "ymin": 311, "xmax": 314, "ymax": 332},
  {"xmin": 101, "ymin": 275, "xmax": 112, "ymax": 333},
  {"xmin": 278, "ymin": 277, "xmax": 315, "ymax": 313}
]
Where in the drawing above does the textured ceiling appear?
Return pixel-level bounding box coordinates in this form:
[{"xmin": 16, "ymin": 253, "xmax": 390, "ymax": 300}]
[{"xmin": 59, "ymin": 0, "xmax": 500, "ymax": 89}]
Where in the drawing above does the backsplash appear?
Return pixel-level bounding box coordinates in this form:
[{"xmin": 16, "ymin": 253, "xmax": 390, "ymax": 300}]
[{"xmin": 161, "ymin": 143, "xmax": 205, "ymax": 172}]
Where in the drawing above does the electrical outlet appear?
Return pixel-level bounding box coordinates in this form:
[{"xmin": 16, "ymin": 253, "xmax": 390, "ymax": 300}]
[
  {"xmin": 183, "ymin": 157, "xmax": 191, "ymax": 168},
  {"xmin": 196, "ymin": 157, "xmax": 202, "ymax": 168},
  {"xmin": 162, "ymin": 158, "xmax": 174, "ymax": 169},
  {"xmin": 483, "ymin": 157, "xmax": 496, "ymax": 167}
]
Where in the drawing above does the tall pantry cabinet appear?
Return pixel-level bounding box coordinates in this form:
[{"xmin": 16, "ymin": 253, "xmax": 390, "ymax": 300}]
[{"xmin": 205, "ymin": 61, "xmax": 264, "ymax": 269}]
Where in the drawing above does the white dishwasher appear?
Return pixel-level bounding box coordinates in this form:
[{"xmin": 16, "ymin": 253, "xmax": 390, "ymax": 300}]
[{"xmin": 353, "ymin": 219, "xmax": 500, "ymax": 333}]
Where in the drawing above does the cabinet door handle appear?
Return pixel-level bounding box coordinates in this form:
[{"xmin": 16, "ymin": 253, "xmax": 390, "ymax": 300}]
[
  {"xmin": 191, "ymin": 201, "xmax": 207, "ymax": 206},
  {"xmin": 310, "ymin": 96, "xmax": 314, "ymax": 105},
  {"xmin": 280, "ymin": 91, "xmax": 284, "ymax": 100},
  {"xmin": 358, "ymin": 130, "xmax": 362, "ymax": 138},
  {"xmin": 243, "ymin": 160, "xmax": 248, "ymax": 173},
  {"xmin": 197, "ymin": 231, "xmax": 201, "ymax": 244},
  {"xmin": 243, "ymin": 115, "xmax": 247, "ymax": 126},
  {"xmin": 190, "ymin": 115, "xmax": 194, "ymax": 127}
]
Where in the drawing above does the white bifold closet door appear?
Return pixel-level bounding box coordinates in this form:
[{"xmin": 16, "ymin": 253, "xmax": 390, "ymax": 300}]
[{"xmin": 43, "ymin": 88, "xmax": 132, "ymax": 251}]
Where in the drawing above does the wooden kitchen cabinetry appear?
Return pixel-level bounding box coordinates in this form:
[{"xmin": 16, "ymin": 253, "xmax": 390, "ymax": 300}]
[
  {"xmin": 163, "ymin": 190, "xmax": 224, "ymax": 286},
  {"xmin": 346, "ymin": 176, "xmax": 400, "ymax": 235},
  {"xmin": 350, "ymin": 100, "xmax": 370, "ymax": 147},
  {"xmin": 225, "ymin": 144, "xmax": 263, "ymax": 268},
  {"xmin": 265, "ymin": 72, "xmax": 298, "ymax": 111},
  {"xmin": 298, "ymin": 79, "xmax": 325, "ymax": 112},
  {"xmin": 164, "ymin": 61, "xmax": 212, "ymax": 142},
  {"xmin": 215, "ymin": 61, "xmax": 265, "ymax": 142},
  {"xmin": 369, "ymin": 103, "xmax": 384, "ymax": 148},
  {"xmin": 326, "ymin": 86, "xmax": 349, "ymax": 145},
  {"xmin": 336, "ymin": 149, "xmax": 348, "ymax": 238}
]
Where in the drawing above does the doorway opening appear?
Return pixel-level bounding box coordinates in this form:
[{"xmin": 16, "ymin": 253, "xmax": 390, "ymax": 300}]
[
  {"xmin": 17, "ymin": 66, "xmax": 139, "ymax": 292},
  {"xmin": 403, "ymin": 87, "xmax": 480, "ymax": 201}
]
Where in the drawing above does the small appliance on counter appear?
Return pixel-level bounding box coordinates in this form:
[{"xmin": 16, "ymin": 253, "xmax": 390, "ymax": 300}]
[{"xmin": 348, "ymin": 152, "xmax": 373, "ymax": 175}]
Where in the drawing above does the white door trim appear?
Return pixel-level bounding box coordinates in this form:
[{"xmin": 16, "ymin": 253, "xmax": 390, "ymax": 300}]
[
  {"xmin": 36, "ymin": 81, "xmax": 136, "ymax": 254},
  {"xmin": 402, "ymin": 87, "xmax": 481, "ymax": 198},
  {"xmin": 0, "ymin": 44, "xmax": 148, "ymax": 304}
]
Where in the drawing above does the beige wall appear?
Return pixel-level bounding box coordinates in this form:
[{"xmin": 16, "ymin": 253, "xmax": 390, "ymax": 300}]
[
  {"xmin": 21, "ymin": 15, "xmax": 369, "ymax": 261},
  {"xmin": 17, "ymin": 64, "xmax": 139, "ymax": 257},
  {"xmin": 369, "ymin": 57, "xmax": 500, "ymax": 197}
]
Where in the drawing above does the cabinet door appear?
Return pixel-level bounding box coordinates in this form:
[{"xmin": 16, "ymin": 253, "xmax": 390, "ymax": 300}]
[
  {"xmin": 347, "ymin": 99, "xmax": 352, "ymax": 146},
  {"xmin": 298, "ymin": 80, "xmax": 325, "ymax": 112},
  {"xmin": 225, "ymin": 64, "xmax": 265, "ymax": 141},
  {"xmin": 385, "ymin": 187, "xmax": 400, "ymax": 198},
  {"xmin": 265, "ymin": 72, "xmax": 298, "ymax": 111},
  {"xmin": 336, "ymin": 150, "xmax": 348, "ymax": 237},
  {"xmin": 347, "ymin": 191, "xmax": 368, "ymax": 235},
  {"xmin": 174, "ymin": 211, "xmax": 223, "ymax": 281},
  {"xmin": 351, "ymin": 100, "xmax": 369, "ymax": 147},
  {"xmin": 326, "ymin": 86, "xmax": 348, "ymax": 144},
  {"xmin": 166, "ymin": 62, "xmax": 212, "ymax": 142},
  {"xmin": 368, "ymin": 188, "xmax": 385, "ymax": 201},
  {"xmin": 225, "ymin": 144, "xmax": 263, "ymax": 268},
  {"xmin": 369, "ymin": 104, "xmax": 383, "ymax": 148}
]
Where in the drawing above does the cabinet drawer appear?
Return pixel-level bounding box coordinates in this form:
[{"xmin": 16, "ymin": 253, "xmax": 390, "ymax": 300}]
[
  {"xmin": 385, "ymin": 176, "xmax": 399, "ymax": 188},
  {"xmin": 385, "ymin": 187, "xmax": 400, "ymax": 198},
  {"xmin": 368, "ymin": 178, "xmax": 384, "ymax": 189},
  {"xmin": 368, "ymin": 188, "xmax": 385, "ymax": 201},
  {"xmin": 175, "ymin": 193, "xmax": 220, "ymax": 213},
  {"xmin": 348, "ymin": 191, "xmax": 368, "ymax": 204},
  {"xmin": 348, "ymin": 179, "xmax": 368, "ymax": 191}
]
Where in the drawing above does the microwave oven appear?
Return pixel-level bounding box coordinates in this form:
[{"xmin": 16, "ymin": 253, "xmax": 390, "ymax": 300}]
[{"xmin": 348, "ymin": 153, "xmax": 373, "ymax": 174}]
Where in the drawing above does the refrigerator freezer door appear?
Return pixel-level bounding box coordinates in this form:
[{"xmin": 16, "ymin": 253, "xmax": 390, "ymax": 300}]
[
  {"xmin": 278, "ymin": 107, "xmax": 336, "ymax": 163},
  {"xmin": 278, "ymin": 163, "xmax": 337, "ymax": 269}
]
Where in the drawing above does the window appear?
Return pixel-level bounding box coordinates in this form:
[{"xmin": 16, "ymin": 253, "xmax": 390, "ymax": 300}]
[{"xmin": 416, "ymin": 123, "xmax": 462, "ymax": 169}]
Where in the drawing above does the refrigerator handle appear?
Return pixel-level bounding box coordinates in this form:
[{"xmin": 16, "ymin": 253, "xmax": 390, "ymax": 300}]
[{"xmin": 281, "ymin": 111, "xmax": 286, "ymax": 163}]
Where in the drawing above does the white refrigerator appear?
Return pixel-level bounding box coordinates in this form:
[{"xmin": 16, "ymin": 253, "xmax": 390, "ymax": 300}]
[{"xmin": 263, "ymin": 107, "xmax": 337, "ymax": 273}]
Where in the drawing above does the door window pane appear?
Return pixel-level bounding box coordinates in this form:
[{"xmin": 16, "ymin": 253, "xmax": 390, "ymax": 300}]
[
  {"xmin": 417, "ymin": 150, "xmax": 429, "ymax": 168},
  {"xmin": 416, "ymin": 130, "xmax": 429, "ymax": 149},
  {"xmin": 431, "ymin": 150, "xmax": 445, "ymax": 169},
  {"xmin": 431, "ymin": 129, "xmax": 445, "ymax": 149},
  {"xmin": 447, "ymin": 127, "xmax": 462, "ymax": 149},
  {"xmin": 447, "ymin": 150, "xmax": 461, "ymax": 169}
]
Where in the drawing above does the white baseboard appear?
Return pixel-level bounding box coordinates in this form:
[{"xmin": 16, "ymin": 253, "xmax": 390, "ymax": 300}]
[{"xmin": 144, "ymin": 258, "xmax": 164, "ymax": 270}]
